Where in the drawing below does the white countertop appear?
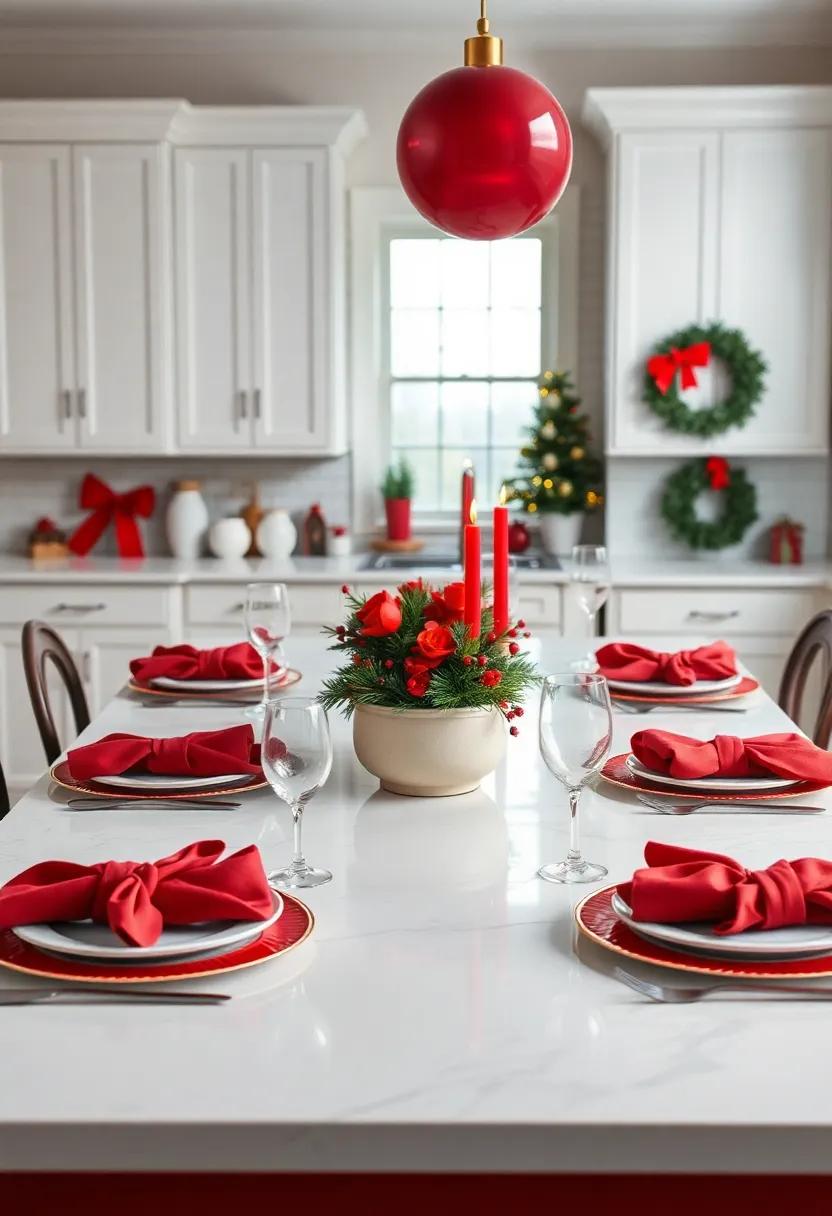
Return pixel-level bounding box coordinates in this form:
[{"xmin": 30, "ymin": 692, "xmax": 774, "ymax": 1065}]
[
  {"xmin": 2, "ymin": 635, "xmax": 832, "ymax": 1174},
  {"xmin": 0, "ymin": 552, "xmax": 830, "ymax": 588}
]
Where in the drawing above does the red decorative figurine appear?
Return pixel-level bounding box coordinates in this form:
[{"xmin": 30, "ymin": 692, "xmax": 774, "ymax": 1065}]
[{"xmin": 769, "ymin": 517, "xmax": 804, "ymax": 565}]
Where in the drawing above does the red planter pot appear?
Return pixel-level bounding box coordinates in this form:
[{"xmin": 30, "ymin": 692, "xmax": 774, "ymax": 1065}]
[{"xmin": 385, "ymin": 498, "xmax": 411, "ymax": 542}]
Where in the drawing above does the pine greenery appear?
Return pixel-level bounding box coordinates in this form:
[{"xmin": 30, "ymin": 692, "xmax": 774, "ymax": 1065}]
[
  {"xmin": 381, "ymin": 457, "xmax": 415, "ymax": 500},
  {"xmin": 505, "ymin": 368, "xmax": 603, "ymax": 517}
]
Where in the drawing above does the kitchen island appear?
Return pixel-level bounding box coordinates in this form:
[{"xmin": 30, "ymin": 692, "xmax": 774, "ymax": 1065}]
[{"xmin": 1, "ymin": 633, "xmax": 832, "ymax": 1177}]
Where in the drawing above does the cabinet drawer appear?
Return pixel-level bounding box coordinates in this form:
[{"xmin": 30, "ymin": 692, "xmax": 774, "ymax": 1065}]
[
  {"xmin": 0, "ymin": 583, "xmax": 172, "ymax": 628},
  {"xmin": 616, "ymin": 588, "xmax": 816, "ymax": 637},
  {"xmin": 186, "ymin": 582, "xmax": 343, "ymax": 628}
]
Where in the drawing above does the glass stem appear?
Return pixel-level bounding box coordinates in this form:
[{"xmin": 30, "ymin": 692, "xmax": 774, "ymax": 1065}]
[
  {"xmin": 260, "ymin": 652, "xmax": 271, "ymax": 706},
  {"xmin": 291, "ymin": 804, "xmax": 308, "ymax": 875},
  {"xmin": 567, "ymin": 788, "xmax": 583, "ymax": 870}
]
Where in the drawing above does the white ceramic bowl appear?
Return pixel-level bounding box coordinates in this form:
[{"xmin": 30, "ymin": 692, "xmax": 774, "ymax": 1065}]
[{"xmin": 352, "ymin": 704, "xmax": 507, "ymax": 797}]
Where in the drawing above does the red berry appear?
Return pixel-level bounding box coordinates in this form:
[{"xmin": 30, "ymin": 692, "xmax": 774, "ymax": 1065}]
[
  {"xmin": 377, "ymin": 678, "xmax": 385, "ymax": 686},
  {"xmin": 477, "ymin": 654, "xmax": 487, "ymax": 667},
  {"xmin": 508, "ymin": 628, "xmax": 518, "ymax": 638},
  {"xmin": 523, "ymin": 631, "xmax": 531, "ymax": 638},
  {"xmin": 336, "ymin": 626, "xmax": 346, "ymax": 637},
  {"xmin": 486, "ymin": 630, "xmax": 497, "ymax": 643},
  {"xmin": 384, "ymin": 658, "xmax": 394, "ymax": 669},
  {"xmin": 463, "ymin": 655, "xmax": 473, "ymax": 666},
  {"xmin": 499, "ymin": 700, "xmax": 509, "ymax": 709},
  {"xmin": 510, "ymin": 726, "xmax": 519, "ymax": 737},
  {"xmin": 509, "ymin": 642, "xmax": 520, "ymax": 655},
  {"xmin": 513, "ymin": 706, "xmax": 525, "ymax": 717},
  {"xmin": 517, "ymin": 618, "xmax": 526, "ymax": 629},
  {"xmin": 363, "ymin": 659, "xmax": 372, "ymax": 667},
  {"xmin": 506, "ymin": 710, "xmax": 515, "ymax": 720}
]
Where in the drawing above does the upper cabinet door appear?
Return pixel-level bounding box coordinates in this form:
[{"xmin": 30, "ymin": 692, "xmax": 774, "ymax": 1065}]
[
  {"xmin": 719, "ymin": 129, "xmax": 832, "ymax": 454},
  {"xmin": 252, "ymin": 148, "xmax": 335, "ymax": 452},
  {"xmin": 609, "ymin": 131, "xmax": 720, "ymax": 454},
  {"xmin": 72, "ymin": 145, "xmax": 169, "ymax": 452},
  {"xmin": 0, "ymin": 144, "xmax": 75, "ymax": 451},
  {"xmin": 174, "ymin": 148, "xmax": 252, "ymax": 450}
]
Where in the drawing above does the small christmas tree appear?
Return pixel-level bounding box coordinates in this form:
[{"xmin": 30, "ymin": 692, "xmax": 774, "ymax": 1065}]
[{"xmin": 505, "ymin": 369, "xmax": 603, "ymax": 517}]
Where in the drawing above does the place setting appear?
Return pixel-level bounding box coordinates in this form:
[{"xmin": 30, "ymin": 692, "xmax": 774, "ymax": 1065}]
[
  {"xmin": 128, "ymin": 582, "xmax": 301, "ymax": 708},
  {"xmin": 595, "ymin": 639, "xmax": 760, "ymax": 713}
]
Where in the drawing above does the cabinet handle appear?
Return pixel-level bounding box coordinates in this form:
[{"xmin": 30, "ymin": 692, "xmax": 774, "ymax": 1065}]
[
  {"xmin": 53, "ymin": 602, "xmax": 107, "ymax": 614},
  {"xmin": 61, "ymin": 390, "xmax": 72, "ymax": 419},
  {"xmin": 686, "ymin": 610, "xmax": 740, "ymax": 622},
  {"xmin": 238, "ymin": 391, "xmax": 248, "ymax": 420},
  {"xmin": 253, "ymin": 388, "xmax": 262, "ymax": 420},
  {"xmin": 82, "ymin": 651, "xmax": 91, "ymax": 683},
  {"xmin": 77, "ymin": 389, "xmax": 87, "ymax": 419},
  {"xmin": 230, "ymin": 601, "xmax": 245, "ymax": 612}
]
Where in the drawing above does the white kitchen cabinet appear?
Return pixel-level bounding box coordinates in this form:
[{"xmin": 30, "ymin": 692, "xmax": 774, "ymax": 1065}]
[
  {"xmin": 82, "ymin": 628, "xmax": 172, "ymax": 716},
  {"xmin": 0, "ymin": 626, "xmax": 72, "ymax": 796},
  {"xmin": 583, "ymin": 87, "xmax": 832, "ymax": 457}
]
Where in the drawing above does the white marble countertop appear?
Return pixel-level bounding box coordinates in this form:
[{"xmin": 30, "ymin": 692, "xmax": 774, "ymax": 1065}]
[
  {"xmin": 0, "ymin": 552, "xmax": 829, "ymax": 588},
  {"xmin": 2, "ymin": 635, "xmax": 832, "ymax": 1174}
]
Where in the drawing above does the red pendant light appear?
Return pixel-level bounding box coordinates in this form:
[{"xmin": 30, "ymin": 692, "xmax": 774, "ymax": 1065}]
[{"xmin": 397, "ymin": 1, "xmax": 573, "ymax": 240}]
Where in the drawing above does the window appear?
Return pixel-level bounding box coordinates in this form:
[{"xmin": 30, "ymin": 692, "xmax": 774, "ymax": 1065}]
[{"xmin": 385, "ymin": 235, "xmax": 544, "ymax": 514}]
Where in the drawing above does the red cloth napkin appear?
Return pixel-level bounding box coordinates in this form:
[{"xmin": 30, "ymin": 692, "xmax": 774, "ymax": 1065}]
[
  {"xmin": 0, "ymin": 839, "xmax": 274, "ymax": 947},
  {"xmin": 596, "ymin": 640, "xmax": 737, "ymax": 686},
  {"xmin": 631, "ymin": 729, "xmax": 832, "ymax": 783},
  {"xmin": 618, "ymin": 841, "xmax": 832, "ymax": 935},
  {"xmin": 130, "ymin": 642, "xmax": 269, "ymax": 683},
  {"xmin": 67, "ymin": 724, "xmax": 262, "ymax": 781}
]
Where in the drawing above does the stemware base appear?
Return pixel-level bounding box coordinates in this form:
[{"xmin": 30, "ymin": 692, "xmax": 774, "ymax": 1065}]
[
  {"xmin": 269, "ymin": 865, "xmax": 332, "ymax": 890},
  {"xmin": 538, "ymin": 860, "xmax": 608, "ymax": 885}
]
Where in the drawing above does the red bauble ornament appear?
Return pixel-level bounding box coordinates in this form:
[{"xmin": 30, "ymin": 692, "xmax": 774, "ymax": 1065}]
[
  {"xmin": 396, "ymin": 10, "xmax": 572, "ymax": 240},
  {"xmin": 508, "ymin": 520, "xmax": 531, "ymax": 554}
]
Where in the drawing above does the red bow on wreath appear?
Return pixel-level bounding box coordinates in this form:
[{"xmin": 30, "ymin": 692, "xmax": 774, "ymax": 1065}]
[
  {"xmin": 68, "ymin": 474, "xmax": 156, "ymax": 559},
  {"xmin": 705, "ymin": 456, "xmax": 731, "ymax": 491},
  {"xmin": 647, "ymin": 342, "xmax": 711, "ymax": 396}
]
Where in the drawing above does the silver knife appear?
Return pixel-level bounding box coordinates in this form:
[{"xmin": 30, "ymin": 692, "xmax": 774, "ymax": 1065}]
[{"xmin": 0, "ymin": 987, "xmax": 230, "ymax": 1005}]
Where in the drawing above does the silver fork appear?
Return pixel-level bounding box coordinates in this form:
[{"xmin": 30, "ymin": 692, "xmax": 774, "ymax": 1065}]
[
  {"xmin": 636, "ymin": 793, "xmax": 824, "ymax": 815},
  {"xmin": 613, "ymin": 700, "xmax": 747, "ymax": 714},
  {"xmin": 65, "ymin": 797, "xmax": 242, "ymax": 810},
  {"xmin": 614, "ymin": 967, "xmax": 832, "ymax": 1003}
]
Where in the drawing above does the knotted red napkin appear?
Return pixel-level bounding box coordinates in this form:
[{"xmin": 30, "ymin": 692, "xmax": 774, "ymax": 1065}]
[
  {"xmin": 596, "ymin": 640, "xmax": 737, "ymax": 686},
  {"xmin": 0, "ymin": 839, "xmax": 274, "ymax": 947},
  {"xmin": 618, "ymin": 841, "xmax": 832, "ymax": 935},
  {"xmin": 67, "ymin": 724, "xmax": 262, "ymax": 781},
  {"xmin": 130, "ymin": 642, "xmax": 269, "ymax": 683},
  {"xmin": 631, "ymin": 729, "xmax": 832, "ymax": 783}
]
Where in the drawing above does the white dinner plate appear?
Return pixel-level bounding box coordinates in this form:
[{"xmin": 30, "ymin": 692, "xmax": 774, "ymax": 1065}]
[
  {"xmin": 611, "ymin": 892, "xmax": 832, "ymax": 960},
  {"xmin": 625, "ymin": 753, "xmax": 798, "ymax": 792},
  {"xmin": 95, "ymin": 771, "xmax": 254, "ymax": 791},
  {"xmin": 14, "ymin": 890, "xmax": 284, "ymax": 962},
  {"xmin": 606, "ymin": 672, "xmax": 742, "ymax": 696},
  {"xmin": 150, "ymin": 672, "xmax": 285, "ymax": 692}
]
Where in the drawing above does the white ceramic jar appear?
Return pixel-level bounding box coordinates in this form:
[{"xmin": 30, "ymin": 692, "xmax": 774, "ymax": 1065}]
[
  {"xmin": 208, "ymin": 516, "xmax": 251, "ymax": 560},
  {"xmin": 256, "ymin": 509, "xmax": 298, "ymax": 560},
  {"xmin": 165, "ymin": 480, "xmax": 209, "ymax": 560},
  {"xmin": 539, "ymin": 512, "xmax": 583, "ymax": 556}
]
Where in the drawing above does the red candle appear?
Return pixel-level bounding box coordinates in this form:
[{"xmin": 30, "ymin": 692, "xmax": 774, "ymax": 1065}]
[
  {"xmin": 493, "ymin": 486, "xmax": 509, "ymax": 636},
  {"xmin": 461, "ymin": 459, "xmax": 475, "ymax": 532},
  {"xmin": 464, "ymin": 498, "xmax": 482, "ymax": 639}
]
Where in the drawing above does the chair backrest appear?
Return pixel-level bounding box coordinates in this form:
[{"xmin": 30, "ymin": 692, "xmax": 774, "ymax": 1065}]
[
  {"xmin": 21, "ymin": 620, "xmax": 91, "ymax": 765},
  {"xmin": 0, "ymin": 751, "xmax": 9, "ymax": 821},
  {"xmin": 778, "ymin": 610, "xmax": 832, "ymax": 748}
]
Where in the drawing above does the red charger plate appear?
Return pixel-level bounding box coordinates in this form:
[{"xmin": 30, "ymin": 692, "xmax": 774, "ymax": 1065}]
[
  {"xmin": 576, "ymin": 885, "xmax": 832, "ymax": 979},
  {"xmin": 599, "ymin": 752, "xmax": 829, "ymax": 802},
  {"xmin": 610, "ymin": 675, "xmax": 759, "ymax": 704},
  {"xmin": 50, "ymin": 759, "xmax": 269, "ymax": 800},
  {"xmin": 0, "ymin": 892, "xmax": 313, "ymax": 984},
  {"xmin": 128, "ymin": 669, "xmax": 302, "ymax": 702}
]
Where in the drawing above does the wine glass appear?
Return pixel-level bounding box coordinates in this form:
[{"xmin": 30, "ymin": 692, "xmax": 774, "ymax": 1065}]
[
  {"xmin": 262, "ymin": 697, "xmax": 333, "ymax": 889},
  {"xmin": 245, "ymin": 582, "xmax": 291, "ymax": 716},
  {"xmin": 570, "ymin": 544, "xmax": 610, "ymax": 671},
  {"xmin": 538, "ymin": 672, "xmax": 612, "ymax": 884}
]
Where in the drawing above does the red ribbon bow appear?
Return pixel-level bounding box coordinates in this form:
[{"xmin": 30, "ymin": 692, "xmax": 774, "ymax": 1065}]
[
  {"xmin": 647, "ymin": 341, "xmax": 711, "ymax": 395},
  {"xmin": 706, "ymin": 456, "xmax": 731, "ymax": 490},
  {"xmin": 68, "ymin": 473, "xmax": 155, "ymax": 558}
]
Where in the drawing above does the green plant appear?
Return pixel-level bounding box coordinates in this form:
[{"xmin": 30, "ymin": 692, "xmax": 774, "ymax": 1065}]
[{"xmin": 381, "ymin": 457, "xmax": 415, "ymax": 500}]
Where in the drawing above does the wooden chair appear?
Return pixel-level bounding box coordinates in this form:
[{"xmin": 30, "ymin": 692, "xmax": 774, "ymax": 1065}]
[
  {"xmin": 21, "ymin": 620, "xmax": 90, "ymax": 766},
  {"xmin": 0, "ymin": 751, "xmax": 9, "ymax": 821},
  {"xmin": 778, "ymin": 610, "xmax": 832, "ymax": 748}
]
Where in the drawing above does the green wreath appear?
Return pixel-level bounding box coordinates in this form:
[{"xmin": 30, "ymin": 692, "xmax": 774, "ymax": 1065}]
[
  {"xmin": 644, "ymin": 321, "xmax": 766, "ymax": 438},
  {"xmin": 661, "ymin": 458, "xmax": 758, "ymax": 551}
]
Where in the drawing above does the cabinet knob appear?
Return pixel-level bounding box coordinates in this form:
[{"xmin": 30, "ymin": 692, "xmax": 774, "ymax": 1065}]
[
  {"xmin": 686, "ymin": 609, "xmax": 740, "ymax": 622},
  {"xmin": 231, "ymin": 601, "xmax": 245, "ymax": 612},
  {"xmin": 53, "ymin": 602, "xmax": 107, "ymax": 614}
]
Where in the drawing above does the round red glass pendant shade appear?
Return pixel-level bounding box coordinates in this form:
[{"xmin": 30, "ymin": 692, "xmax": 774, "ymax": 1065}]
[{"xmin": 397, "ymin": 65, "xmax": 573, "ymax": 240}]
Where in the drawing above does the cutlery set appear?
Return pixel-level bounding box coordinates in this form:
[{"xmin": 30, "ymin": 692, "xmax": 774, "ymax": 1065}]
[
  {"xmin": 0, "ymin": 988, "xmax": 231, "ymax": 1006},
  {"xmin": 613, "ymin": 968, "xmax": 832, "ymax": 1003},
  {"xmin": 64, "ymin": 797, "xmax": 242, "ymax": 810},
  {"xmin": 635, "ymin": 793, "xmax": 824, "ymax": 816}
]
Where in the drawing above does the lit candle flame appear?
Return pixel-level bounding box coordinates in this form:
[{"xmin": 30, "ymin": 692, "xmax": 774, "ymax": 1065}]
[
  {"xmin": 463, "ymin": 457, "xmax": 474, "ymax": 472},
  {"xmin": 499, "ymin": 484, "xmax": 508, "ymax": 506},
  {"xmin": 469, "ymin": 498, "xmax": 478, "ymax": 526}
]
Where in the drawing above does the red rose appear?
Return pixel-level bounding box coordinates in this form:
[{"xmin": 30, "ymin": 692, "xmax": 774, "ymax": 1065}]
[
  {"xmin": 356, "ymin": 590, "xmax": 402, "ymax": 637},
  {"xmin": 406, "ymin": 670, "xmax": 431, "ymax": 697},
  {"xmin": 404, "ymin": 655, "xmax": 433, "ymax": 677},
  {"xmin": 399, "ymin": 578, "xmax": 424, "ymax": 592},
  {"xmin": 415, "ymin": 621, "xmax": 456, "ymax": 667},
  {"xmin": 425, "ymin": 581, "xmax": 466, "ymax": 625},
  {"xmin": 481, "ymin": 669, "xmax": 502, "ymax": 687}
]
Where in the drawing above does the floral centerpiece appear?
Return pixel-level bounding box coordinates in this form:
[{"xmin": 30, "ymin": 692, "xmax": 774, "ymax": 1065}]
[{"xmin": 320, "ymin": 580, "xmax": 539, "ymax": 797}]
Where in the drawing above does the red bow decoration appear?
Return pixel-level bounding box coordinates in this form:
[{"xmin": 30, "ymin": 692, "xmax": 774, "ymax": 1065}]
[
  {"xmin": 705, "ymin": 456, "xmax": 731, "ymax": 490},
  {"xmin": 647, "ymin": 342, "xmax": 711, "ymax": 395},
  {"xmin": 68, "ymin": 473, "xmax": 156, "ymax": 558}
]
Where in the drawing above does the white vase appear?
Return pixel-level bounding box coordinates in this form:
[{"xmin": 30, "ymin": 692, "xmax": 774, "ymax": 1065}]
[
  {"xmin": 165, "ymin": 480, "xmax": 208, "ymax": 560},
  {"xmin": 208, "ymin": 517, "xmax": 250, "ymax": 560},
  {"xmin": 352, "ymin": 704, "xmax": 507, "ymax": 797},
  {"xmin": 539, "ymin": 512, "xmax": 584, "ymax": 556},
  {"xmin": 256, "ymin": 509, "xmax": 298, "ymax": 560}
]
